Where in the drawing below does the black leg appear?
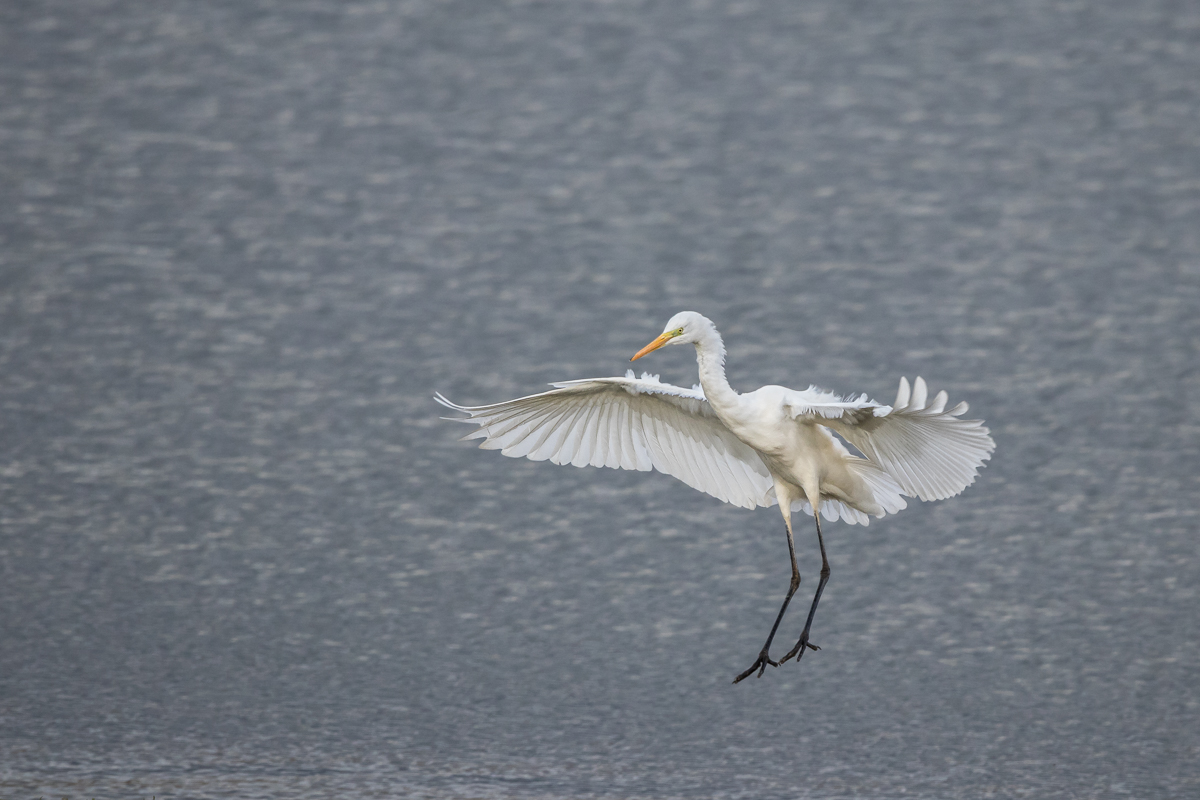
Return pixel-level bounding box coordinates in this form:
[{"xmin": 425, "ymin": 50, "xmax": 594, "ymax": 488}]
[
  {"xmin": 733, "ymin": 520, "xmax": 801, "ymax": 684},
  {"xmin": 780, "ymin": 511, "xmax": 830, "ymax": 665}
]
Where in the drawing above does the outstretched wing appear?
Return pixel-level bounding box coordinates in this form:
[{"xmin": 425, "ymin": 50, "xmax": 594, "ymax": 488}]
[
  {"xmin": 784, "ymin": 377, "xmax": 995, "ymax": 502},
  {"xmin": 436, "ymin": 371, "xmax": 775, "ymax": 510}
]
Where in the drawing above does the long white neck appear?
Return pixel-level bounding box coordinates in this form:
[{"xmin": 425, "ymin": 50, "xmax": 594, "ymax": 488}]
[{"xmin": 693, "ymin": 322, "xmax": 739, "ymax": 411}]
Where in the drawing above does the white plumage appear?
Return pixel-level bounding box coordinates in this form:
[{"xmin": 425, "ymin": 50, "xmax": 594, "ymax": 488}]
[
  {"xmin": 435, "ymin": 374, "xmax": 990, "ymax": 521},
  {"xmin": 437, "ymin": 311, "xmax": 994, "ymax": 682},
  {"xmin": 437, "ymin": 372, "xmax": 775, "ymax": 509}
]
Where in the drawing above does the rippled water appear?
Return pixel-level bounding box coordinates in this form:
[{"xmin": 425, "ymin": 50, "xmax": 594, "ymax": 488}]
[{"xmin": 2, "ymin": 1, "xmax": 1198, "ymax": 798}]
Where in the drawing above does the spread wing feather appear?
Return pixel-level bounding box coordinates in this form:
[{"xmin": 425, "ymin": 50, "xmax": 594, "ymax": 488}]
[
  {"xmin": 785, "ymin": 376, "xmax": 995, "ymax": 502},
  {"xmin": 436, "ymin": 372, "xmax": 775, "ymax": 510}
]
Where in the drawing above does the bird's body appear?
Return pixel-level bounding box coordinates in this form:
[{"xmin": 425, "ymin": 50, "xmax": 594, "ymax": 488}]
[
  {"xmin": 437, "ymin": 312, "xmax": 994, "ymax": 681},
  {"xmin": 709, "ymin": 382, "xmax": 887, "ymax": 520}
]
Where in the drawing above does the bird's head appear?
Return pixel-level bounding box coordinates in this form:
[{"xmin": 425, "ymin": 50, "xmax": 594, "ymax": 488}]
[{"xmin": 631, "ymin": 311, "xmax": 713, "ymax": 361}]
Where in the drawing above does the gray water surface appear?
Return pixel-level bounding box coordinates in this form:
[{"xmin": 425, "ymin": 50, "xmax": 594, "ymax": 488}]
[{"xmin": 2, "ymin": 1, "xmax": 1198, "ymax": 798}]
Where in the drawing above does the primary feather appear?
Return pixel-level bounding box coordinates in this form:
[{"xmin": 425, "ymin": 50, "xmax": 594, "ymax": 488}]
[{"xmin": 824, "ymin": 376, "xmax": 993, "ymax": 502}]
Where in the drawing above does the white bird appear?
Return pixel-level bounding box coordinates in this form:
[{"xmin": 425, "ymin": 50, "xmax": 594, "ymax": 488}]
[{"xmin": 436, "ymin": 311, "xmax": 994, "ymax": 682}]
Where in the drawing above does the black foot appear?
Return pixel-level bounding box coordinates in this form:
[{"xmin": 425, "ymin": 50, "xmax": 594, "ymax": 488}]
[
  {"xmin": 732, "ymin": 650, "xmax": 779, "ymax": 684},
  {"xmin": 779, "ymin": 634, "xmax": 820, "ymax": 665}
]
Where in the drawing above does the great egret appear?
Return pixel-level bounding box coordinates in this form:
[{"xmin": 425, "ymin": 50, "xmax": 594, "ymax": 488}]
[{"xmin": 436, "ymin": 311, "xmax": 994, "ymax": 682}]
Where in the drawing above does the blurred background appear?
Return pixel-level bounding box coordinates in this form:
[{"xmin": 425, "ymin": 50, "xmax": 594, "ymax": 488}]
[{"xmin": 1, "ymin": 0, "xmax": 1197, "ymax": 797}]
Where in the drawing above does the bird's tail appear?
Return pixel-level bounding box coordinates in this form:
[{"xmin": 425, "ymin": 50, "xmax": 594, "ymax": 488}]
[
  {"xmin": 786, "ymin": 461, "xmax": 905, "ymax": 526},
  {"xmin": 846, "ymin": 458, "xmax": 908, "ymax": 519}
]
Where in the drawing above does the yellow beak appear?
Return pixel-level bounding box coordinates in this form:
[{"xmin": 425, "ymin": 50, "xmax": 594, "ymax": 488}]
[{"xmin": 631, "ymin": 333, "xmax": 672, "ymax": 361}]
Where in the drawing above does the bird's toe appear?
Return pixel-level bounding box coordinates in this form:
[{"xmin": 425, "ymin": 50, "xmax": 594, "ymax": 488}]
[
  {"xmin": 732, "ymin": 651, "xmax": 779, "ymax": 684},
  {"xmin": 780, "ymin": 636, "xmax": 820, "ymax": 664}
]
